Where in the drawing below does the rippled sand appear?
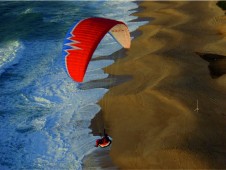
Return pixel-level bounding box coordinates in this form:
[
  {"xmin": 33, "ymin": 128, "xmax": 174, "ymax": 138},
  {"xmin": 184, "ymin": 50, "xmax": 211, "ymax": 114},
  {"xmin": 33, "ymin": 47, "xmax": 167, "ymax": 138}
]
[{"xmin": 84, "ymin": 1, "xmax": 226, "ymax": 169}]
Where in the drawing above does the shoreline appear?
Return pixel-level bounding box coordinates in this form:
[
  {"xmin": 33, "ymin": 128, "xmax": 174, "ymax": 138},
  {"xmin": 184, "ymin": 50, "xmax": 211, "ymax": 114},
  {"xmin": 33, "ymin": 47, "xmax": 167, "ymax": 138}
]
[
  {"xmin": 82, "ymin": 2, "xmax": 149, "ymax": 169},
  {"xmin": 83, "ymin": 1, "xmax": 226, "ymax": 169}
]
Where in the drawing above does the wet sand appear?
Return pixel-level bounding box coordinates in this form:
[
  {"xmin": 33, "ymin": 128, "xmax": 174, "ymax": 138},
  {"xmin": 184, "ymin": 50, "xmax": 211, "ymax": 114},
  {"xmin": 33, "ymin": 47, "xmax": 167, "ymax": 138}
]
[{"xmin": 83, "ymin": 1, "xmax": 226, "ymax": 169}]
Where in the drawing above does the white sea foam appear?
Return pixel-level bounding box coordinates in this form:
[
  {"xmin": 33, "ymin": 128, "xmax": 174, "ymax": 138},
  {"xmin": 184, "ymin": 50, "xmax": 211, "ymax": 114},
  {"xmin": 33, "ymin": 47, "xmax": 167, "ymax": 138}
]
[{"xmin": 0, "ymin": 40, "xmax": 24, "ymax": 75}]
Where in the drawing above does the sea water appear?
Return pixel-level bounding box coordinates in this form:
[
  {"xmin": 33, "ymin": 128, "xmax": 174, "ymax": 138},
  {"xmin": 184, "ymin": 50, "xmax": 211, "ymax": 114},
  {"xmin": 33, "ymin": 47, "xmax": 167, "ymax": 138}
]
[{"xmin": 0, "ymin": 1, "xmax": 148, "ymax": 169}]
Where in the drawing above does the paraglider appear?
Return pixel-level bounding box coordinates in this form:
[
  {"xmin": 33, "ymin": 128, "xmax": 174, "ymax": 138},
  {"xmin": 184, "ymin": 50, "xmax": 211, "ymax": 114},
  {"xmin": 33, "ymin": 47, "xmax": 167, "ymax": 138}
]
[
  {"xmin": 95, "ymin": 129, "xmax": 112, "ymax": 148},
  {"xmin": 62, "ymin": 17, "xmax": 131, "ymax": 82},
  {"xmin": 62, "ymin": 17, "xmax": 130, "ymax": 148}
]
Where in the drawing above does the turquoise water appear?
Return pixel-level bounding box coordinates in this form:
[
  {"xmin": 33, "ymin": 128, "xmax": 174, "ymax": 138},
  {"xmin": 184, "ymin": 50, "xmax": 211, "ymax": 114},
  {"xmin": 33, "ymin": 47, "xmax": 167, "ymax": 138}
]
[{"xmin": 0, "ymin": 1, "xmax": 148, "ymax": 169}]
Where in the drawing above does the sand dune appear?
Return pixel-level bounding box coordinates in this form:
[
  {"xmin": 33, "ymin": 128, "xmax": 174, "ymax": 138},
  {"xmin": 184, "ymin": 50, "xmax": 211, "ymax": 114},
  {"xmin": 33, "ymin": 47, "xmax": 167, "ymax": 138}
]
[{"xmin": 84, "ymin": 1, "xmax": 226, "ymax": 169}]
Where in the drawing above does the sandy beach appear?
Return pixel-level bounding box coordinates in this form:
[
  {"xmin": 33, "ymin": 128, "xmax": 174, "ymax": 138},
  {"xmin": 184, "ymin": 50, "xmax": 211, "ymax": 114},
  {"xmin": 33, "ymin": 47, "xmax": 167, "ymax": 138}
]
[{"xmin": 84, "ymin": 1, "xmax": 226, "ymax": 169}]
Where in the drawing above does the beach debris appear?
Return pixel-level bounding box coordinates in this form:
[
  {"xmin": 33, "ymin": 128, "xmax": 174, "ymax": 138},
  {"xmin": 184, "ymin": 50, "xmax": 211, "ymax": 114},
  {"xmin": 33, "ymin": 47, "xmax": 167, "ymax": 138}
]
[{"xmin": 194, "ymin": 99, "xmax": 199, "ymax": 112}]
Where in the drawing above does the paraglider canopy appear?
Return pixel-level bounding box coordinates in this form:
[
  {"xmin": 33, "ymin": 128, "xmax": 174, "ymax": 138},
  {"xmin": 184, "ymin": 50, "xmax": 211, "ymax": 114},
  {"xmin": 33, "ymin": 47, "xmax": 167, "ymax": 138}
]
[{"xmin": 62, "ymin": 17, "xmax": 131, "ymax": 82}]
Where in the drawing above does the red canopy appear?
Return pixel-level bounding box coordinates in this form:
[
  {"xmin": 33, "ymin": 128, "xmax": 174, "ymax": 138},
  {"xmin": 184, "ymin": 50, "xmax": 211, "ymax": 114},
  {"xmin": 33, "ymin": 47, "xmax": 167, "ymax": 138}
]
[{"xmin": 63, "ymin": 17, "xmax": 131, "ymax": 82}]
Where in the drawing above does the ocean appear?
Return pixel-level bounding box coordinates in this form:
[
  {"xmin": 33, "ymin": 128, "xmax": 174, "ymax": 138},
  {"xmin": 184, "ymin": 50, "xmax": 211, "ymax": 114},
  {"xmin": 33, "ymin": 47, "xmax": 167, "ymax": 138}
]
[{"xmin": 0, "ymin": 1, "xmax": 148, "ymax": 169}]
